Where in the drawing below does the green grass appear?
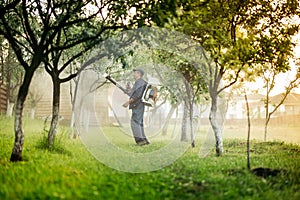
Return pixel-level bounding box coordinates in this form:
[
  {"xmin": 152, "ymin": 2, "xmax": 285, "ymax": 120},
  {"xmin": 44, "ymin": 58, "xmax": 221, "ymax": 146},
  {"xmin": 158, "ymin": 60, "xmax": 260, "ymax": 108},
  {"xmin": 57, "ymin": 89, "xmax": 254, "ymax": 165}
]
[{"xmin": 0, "ymin": 116, "xmax": 300, "ymax": 200}]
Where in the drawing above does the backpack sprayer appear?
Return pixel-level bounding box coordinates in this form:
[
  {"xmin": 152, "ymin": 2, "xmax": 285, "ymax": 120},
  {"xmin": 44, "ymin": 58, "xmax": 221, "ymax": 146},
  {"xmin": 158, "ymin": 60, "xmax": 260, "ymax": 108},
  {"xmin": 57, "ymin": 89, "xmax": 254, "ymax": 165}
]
[{"xmin": 105, "ymin": 75, "xmax": 157, "ymax": 107}]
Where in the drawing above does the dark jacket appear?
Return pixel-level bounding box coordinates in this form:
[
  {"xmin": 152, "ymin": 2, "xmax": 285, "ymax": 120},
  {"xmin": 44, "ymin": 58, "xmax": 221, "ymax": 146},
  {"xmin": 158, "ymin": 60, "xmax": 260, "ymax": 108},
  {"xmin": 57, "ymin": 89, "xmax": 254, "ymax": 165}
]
[{"xmin": 129, "ymin": 78, "xmax": 147, "ymax": 109}]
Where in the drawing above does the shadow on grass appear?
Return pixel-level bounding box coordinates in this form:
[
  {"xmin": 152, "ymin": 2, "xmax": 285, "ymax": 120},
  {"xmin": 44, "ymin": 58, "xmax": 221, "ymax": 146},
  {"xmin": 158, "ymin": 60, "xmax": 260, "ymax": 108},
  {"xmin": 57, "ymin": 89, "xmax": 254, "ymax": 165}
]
[
  {"xmin": 226, "ymin": 167, "xmax": 286, "ymax": 179},
  {"xmin": 251, "ymin": 167, "xmax": 284, "ymax": 178}
]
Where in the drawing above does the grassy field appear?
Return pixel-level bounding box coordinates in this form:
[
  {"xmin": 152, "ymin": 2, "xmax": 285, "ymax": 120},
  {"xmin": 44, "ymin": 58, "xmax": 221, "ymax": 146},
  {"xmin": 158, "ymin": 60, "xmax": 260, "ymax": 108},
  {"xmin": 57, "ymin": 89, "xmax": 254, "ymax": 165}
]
[{"xmin": 0, "ymin": 116, "xmax": 300, "ymax": 200}]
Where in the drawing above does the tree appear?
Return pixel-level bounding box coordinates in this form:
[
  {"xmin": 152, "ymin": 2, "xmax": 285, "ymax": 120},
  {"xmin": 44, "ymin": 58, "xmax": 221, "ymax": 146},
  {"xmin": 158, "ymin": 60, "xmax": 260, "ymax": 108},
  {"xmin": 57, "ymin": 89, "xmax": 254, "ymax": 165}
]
[
  {"xmin": 68, "ymin": 62, "xmax": 81, "ymax": 139},
  {"xmin": 152, "ymin": 49, "xmax": 208, "ymax": 145},
  {"xmin": 153, "ymin": 0, "xmax": 300, "ymax": 156},
  {"xmin": 42, "ymin": 0, "xmax": 158, "ymax": 147},
  {"xmin": 166, "ymin": 0, "xmax": 254, "ymax": 156},
  {"xmin": 253, "ymin": 22, "xmax": 300, "ymax": 141},
  {"xmin": 244, "ymin": 91, "xmax": 251, "ymax": 170},
  {"xmin": 162, "ymin": 102, "xmax": 179, "ymax": 136},
  {"xmin": 261, "ymin": 68, "xmax": 300, "ymax": 141},
  {"xmin": 0, "ymin": 0, "xmax": 78, "ymax": 160},
  {"xmin": 0, "ymin": 0, "xmax": 45, "ymax": 161},
  {"xmin": 180, "ymin": 62, "xmax": 207, "ymax": 146},
  {"xmin": 0, "ymin": 0, "xmax": 155, "ymax": 160},
  {"xmin": 0, "ymin": 39, "xmax": 24, "ymax": 117},
  {"xmin": 27, "ymin": 71, "xmax": 47, "ymax": 119}
]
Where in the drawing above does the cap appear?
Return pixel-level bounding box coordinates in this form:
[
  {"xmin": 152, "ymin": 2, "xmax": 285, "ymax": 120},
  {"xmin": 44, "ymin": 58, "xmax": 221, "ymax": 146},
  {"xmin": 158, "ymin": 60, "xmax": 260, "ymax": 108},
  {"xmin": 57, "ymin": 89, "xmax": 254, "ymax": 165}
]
[{"xmin": 133, "ymin": 68, "xmax": 145, "ymax": 76}]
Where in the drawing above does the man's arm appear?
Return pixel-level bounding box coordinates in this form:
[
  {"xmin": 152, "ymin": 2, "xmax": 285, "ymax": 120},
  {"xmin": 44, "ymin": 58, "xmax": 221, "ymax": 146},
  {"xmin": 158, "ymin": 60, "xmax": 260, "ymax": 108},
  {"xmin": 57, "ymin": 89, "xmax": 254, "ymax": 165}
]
[
  {"xmin": 123, "ymin": 79, "xmax": 146, "ymax": 108},
  {"xmin": 122, "ymin": 98, "xmax": 135, "ymax": 108}
]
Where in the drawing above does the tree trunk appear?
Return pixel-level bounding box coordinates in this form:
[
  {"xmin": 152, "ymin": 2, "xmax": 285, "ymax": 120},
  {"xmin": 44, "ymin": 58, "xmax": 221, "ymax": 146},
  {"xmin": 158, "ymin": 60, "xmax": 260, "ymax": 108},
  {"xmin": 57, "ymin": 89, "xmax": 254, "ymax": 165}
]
[
  {"xmin": 189, "ymin": 104, "xmax": 195, "ymax": 147},
  {"xmin": 183, "ymin": 78, "xmax": 195, "ymax": 145},
  {"xmin": 69, "ymin": 76, "xmax": 80, "ymax": 139},
  {"xmin": 245, "ymin": 93, "xmax": 251, "ymax": 170},
  {"xmin": 209, "ymin": 95, "xmax": 223, "ymax": 156},
  {"xmin": 264, "ymin": 84, "xmax": 269, "ymax": 142},
  {"xmin": 6, "ymin": 100, "xmax": 14, "ymax": 117},
  {"xmin": 10, "ymin": 70, "xmax": 34, "ymax": 162},
  {"xmin": 48, "ymin": 77, "xmax": 61, "ymax": 147},
  {"xmin": 162, "ymin": 103, "xmax": 178, "ymax": 136},
  {"xmin": 264, "ymin": 117, "xmax": 270, "ymax": 142},
  {"xmin": 69, "ymin": 112, "xmax": 76, "ymax": 139},
  {"xmin": 30, "ymin": 107, "xmax": 35, "ymax": 119},
  {"xmin": 181, "ymin": 104, "xmax": 188, "ymax": 141}
]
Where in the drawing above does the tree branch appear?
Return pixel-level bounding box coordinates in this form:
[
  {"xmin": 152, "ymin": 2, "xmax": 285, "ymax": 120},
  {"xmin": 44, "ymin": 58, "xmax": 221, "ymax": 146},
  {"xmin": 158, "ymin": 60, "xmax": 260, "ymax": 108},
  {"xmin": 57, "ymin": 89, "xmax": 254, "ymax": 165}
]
[
  {"xmin": 60, "ymin": 73, "xmax": 78, "ymax": 83},
  {"xmin": 269, "ymin": 76, "xmax": 300, "ymax": 117},
  {"xmin": 58, "ymin": 50, "xmax": 85, "ymax": 74},
  {"xmin": 22, "ymin": 0, "xmax": 38, "ymax": 49},
  {"xmin": 0, "ymin": 16, "xmax": 28, "ymax": 69},
  {"xmin": 217, "ymin": 66, "xmax": 242, "ymax": 95}
]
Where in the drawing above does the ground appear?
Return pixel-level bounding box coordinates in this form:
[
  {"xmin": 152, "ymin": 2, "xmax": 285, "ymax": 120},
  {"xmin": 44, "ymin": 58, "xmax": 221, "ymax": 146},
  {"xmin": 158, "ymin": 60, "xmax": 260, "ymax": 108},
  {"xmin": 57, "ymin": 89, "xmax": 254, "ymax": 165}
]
[{"xmin": 0, "ymin": 116, "xmax": 300, "ymax": 200}]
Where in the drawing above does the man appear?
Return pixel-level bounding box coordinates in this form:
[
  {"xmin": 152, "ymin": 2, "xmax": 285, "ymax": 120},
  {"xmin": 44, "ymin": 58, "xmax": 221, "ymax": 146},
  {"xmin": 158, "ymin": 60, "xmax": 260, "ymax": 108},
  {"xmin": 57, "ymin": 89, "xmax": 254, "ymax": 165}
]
[{"xmin": 123, "ymin": 68, "xmax": 150, "ymax": 146}]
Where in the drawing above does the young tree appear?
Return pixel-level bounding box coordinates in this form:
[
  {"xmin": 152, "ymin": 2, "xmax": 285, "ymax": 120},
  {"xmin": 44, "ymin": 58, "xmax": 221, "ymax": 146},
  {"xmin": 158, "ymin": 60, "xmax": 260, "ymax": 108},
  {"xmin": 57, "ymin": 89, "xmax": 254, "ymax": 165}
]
[
  {"xmin": 244, "ymin": 91, "xmax": 251, "ymax": 170},
  {"xmin": 153, "ymin": 49, "xmax": 208, "ymax": 145},
  {"xmin": 180, "ymin": 62, "xmax": 207, "ymax": 146},
  {"xmin": 261, "ymin": 68, "xmax": 300, "ymax": 141},
  {"xmin": 253, "ymin": 24, "xmax": 300, "ymax": 141}
]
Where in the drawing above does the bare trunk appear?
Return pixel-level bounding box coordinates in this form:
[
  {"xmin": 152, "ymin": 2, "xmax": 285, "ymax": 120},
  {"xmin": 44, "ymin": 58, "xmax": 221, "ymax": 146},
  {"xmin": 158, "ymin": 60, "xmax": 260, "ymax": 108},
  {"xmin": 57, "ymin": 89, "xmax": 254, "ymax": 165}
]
[
  {"xmin": 69, "ymin": 112, "xmax": 76, "ymax": 139},
  {"xmin": 189, "ymin": 104, "xmax": 195, "ymax": 147},
  {"xmin": 162, "ymin": 103, "xmax": 178, "ymax": 136},
  {"xmin": 264, "ymin": 117, "xmax": 270, "ymax": 142},
  {"xmin": 69, "ymin": 95, "xmax": 76, "ymax": 139},
  {"xmin": 184, "ymin": 79, "xmax": 195, "ymax": 147},
  {"xmin": 30, "ymin": 107, "xmax": 35, "ymax": 119},
  {"xmin": 209, "ymin": 95, "xmax": 223, "ymax": 156},
  {"xmin": 48, "ymin": 78, "xmax": 60, "ymax": 147},
  {"xmin": 245, "ymin": 93, "xmax": 251, "ymax": 170},
  {"xmin": 181, "ymin": 104, "xmax": 188, "ymax": 141},
  {"xmin": 69, "ymin": 76, "xmax": 80, "ymax": 139},
  {"xmin": 6, "ymin": 100, "xmax": 14, "ymax": 117},
  {"xmin": 10, "ymin": 70, "xmax": 34, "ymax": 162},
  {"xmin": 264, "ymin": 84, "xmax": 269, "ymax": 142}
]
